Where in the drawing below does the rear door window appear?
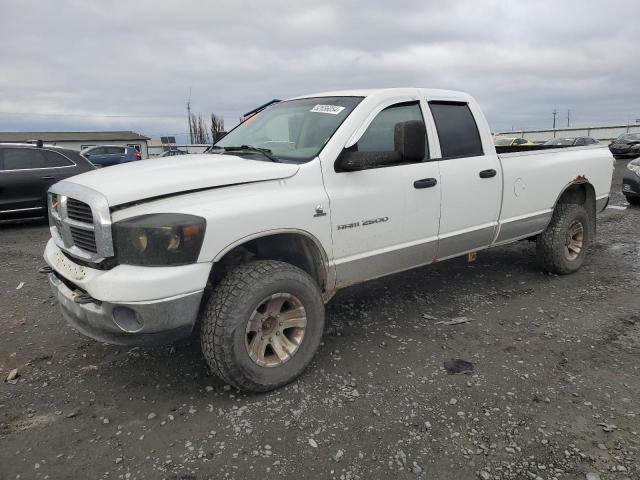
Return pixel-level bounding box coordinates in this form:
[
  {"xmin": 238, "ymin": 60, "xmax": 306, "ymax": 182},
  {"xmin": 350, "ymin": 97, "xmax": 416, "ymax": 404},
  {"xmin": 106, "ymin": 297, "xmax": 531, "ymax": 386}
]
[
  {"xmin": 1, "ymin": 148, "xmax": 47, "ymax": 170},
  {"xmin": 429, "ymin": 101, "xmax": 483, "ymax": 159},
  {"xmin": 106, "ymin": 147, "xmax": 124, "ymax": 154}
]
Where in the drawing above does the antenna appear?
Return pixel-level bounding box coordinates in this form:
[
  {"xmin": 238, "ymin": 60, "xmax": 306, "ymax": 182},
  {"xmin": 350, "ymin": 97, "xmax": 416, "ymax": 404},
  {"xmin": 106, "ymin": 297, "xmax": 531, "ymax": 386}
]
[{"xmin": 186, "ymin": 88, "xmax": 192, "ymax": 144}]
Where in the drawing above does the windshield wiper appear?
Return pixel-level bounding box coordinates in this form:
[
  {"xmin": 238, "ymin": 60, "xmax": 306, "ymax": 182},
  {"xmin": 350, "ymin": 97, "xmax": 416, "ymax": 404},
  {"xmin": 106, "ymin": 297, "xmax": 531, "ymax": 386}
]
[{"xmin": 216, "ymin": 145, "xmax": 278, "ymax": 162}]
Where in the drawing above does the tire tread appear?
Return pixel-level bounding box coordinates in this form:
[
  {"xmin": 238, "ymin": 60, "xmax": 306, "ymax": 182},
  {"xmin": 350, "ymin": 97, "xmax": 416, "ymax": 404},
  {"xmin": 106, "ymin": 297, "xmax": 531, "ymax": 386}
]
[
  {"xmin": 200, "ymin": 260, "xmax": 321, "ymax": 392},
  {"xmin": 536, "ymin": 203, "xmax": 589, "ymax": 275}
]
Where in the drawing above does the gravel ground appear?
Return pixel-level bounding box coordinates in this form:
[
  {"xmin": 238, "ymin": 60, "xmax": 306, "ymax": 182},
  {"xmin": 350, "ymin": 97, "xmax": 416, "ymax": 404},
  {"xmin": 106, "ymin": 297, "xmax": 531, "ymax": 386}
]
[{"xmin": 1, "ymin": 160, "xmax": 638, "ymax": 480}]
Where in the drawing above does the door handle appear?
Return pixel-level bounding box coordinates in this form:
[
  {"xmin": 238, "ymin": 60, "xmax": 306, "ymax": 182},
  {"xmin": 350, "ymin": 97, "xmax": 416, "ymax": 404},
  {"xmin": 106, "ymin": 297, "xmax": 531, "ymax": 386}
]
[
  {"xmin": 479, "ymin": 169, "xmax": 497, "ymax": 179},
  {"xmin": 414, "ymin": 178, "xmax": 438, "ymax": 189},
  {"xmin": 42, "ymin": 175, "xmax": 55, "ymax": 180}
]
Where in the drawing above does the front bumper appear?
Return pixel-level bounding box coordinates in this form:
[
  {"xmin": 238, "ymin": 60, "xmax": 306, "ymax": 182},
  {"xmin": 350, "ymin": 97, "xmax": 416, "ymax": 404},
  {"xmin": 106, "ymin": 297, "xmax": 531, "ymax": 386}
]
[
  {"xmin": 49, "ymin": 273, "xmax": 203, "ymax": 345},
  {"xmin": 44, "ymin": 239, "xmax": 209, "ymax": 346}
]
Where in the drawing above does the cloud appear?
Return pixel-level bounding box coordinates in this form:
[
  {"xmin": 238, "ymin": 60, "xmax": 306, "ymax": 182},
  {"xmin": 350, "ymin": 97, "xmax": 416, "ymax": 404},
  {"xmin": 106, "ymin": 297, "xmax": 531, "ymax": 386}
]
[{"xmin": 0, "ymin": 0, "xmax": 638, "ymax": 141}]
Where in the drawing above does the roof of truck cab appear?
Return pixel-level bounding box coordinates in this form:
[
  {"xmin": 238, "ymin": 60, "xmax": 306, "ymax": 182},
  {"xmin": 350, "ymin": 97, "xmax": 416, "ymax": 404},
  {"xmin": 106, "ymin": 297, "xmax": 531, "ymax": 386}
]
[{"xmin": 291, "ymin": 88, "xmax": 473, "ymax": 101}]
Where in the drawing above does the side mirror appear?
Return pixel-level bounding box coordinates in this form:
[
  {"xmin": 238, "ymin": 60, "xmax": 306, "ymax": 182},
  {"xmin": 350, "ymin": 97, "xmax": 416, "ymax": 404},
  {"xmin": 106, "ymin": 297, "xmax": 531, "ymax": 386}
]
[
  {"xmin": 338, "ymin": 150, "xmax": 402, "ymax": 171},
  {"xmin": 394, "ymin": 120, "xmax": 426, "ymax": 163}
]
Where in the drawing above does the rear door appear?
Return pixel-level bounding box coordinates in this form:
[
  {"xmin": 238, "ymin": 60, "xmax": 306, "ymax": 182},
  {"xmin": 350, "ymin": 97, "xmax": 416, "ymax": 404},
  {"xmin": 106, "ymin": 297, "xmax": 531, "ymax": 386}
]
[
  {"xmin": 427, "ymin": 100, "xmax": 502, "ymax": 259},
  {"xmin": 106, "ymin": 146, "xmax": 127, "ymax": 164},
  {"xmin": 41, "ymin": 149, "xmax": 78, "ymax": 186}
]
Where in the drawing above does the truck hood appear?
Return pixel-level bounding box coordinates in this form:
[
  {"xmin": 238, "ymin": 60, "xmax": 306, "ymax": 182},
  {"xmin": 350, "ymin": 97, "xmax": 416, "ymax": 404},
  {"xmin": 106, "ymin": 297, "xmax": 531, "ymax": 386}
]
[{"xmin": 65, "ymin": 154, "xmax": 300, "ymax": 206}]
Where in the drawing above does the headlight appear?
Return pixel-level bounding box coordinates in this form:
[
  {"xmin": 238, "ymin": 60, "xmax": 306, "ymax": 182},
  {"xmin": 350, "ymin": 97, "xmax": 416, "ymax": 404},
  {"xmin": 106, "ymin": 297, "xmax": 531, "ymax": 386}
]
[
  {"xmin": 113, "ymin": 213, "xmax": 206, "ymax": 266},
  {"xmin": 627, "ymin": 163, "xmax": 640, "ymax": 176}
]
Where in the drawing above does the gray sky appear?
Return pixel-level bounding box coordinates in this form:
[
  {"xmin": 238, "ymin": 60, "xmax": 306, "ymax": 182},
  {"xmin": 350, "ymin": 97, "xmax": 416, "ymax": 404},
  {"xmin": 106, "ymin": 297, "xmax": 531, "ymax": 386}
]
[{"xmin": 1, "ymin": 0, "xmax": 638, "ymax": 142}]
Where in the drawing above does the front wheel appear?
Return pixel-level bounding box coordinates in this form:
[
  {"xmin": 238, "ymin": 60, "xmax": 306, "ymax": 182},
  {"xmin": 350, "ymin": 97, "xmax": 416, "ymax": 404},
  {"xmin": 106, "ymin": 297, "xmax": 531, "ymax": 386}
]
[
  {"xmin": 200, "ymin": 260, "xmax": 325, "ymax": 392},
  {"xmin": 536, "ymin": 203, "xmax": 591, "ymax": 275},
  {"xmin": 625, "ymin": 195, "xmax": 640, "ymax": 206}
]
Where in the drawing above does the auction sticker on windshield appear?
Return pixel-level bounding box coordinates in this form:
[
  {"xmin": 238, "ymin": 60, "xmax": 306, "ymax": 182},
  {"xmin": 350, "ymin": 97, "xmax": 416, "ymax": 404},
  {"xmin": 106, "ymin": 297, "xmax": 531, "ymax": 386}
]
[{"xmin": 310, "ymin": 104, "xmax": 346, "ymax": 115}]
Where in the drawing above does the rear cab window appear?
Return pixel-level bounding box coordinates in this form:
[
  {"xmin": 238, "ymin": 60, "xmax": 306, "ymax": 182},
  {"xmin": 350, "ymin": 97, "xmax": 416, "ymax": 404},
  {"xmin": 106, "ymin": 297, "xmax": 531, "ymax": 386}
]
[{"xmin": 428, "ymin": 101, "xmax": 483, "ymax": 159}]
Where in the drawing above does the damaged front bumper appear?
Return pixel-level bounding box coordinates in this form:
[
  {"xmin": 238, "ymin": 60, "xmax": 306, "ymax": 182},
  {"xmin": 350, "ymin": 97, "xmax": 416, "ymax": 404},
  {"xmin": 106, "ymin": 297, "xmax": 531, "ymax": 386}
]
[
  {"xmin": 44, "ymin": 239, "xmax": 207, "ymax": 346},
  {"xmin": 49, "ymin": 273, "xmax": 203, "ymax": 345}
]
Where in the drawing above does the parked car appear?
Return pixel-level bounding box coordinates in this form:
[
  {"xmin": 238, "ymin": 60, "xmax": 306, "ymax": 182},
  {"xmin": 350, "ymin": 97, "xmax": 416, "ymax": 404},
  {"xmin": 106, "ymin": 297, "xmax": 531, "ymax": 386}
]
[
  {"xmin": 494, "ymin": 137, "xmax": 536, "ymax": 146},
  {"xmin": 158, "ymin": 149, "xmax": 189, "ymax": 158},
  {"xmin": 0, "ymin": 143, "xmax": 94, "ymax": 219},
  {"xmin": 45, "ymin": 88, "xmax": 613, "ymax": 392},
  {"xmin": 81, "ymin": 145, "xmax": 141, "ymax": 167},
  {"xmin": 622, "ymin": 158, "xmax": 640, "ymax": 204},
  {"xmin": 609, "ymin": 133, "xmax": 640, "ymax": 159},
  {"xmin": 544, "ymin": 137, "xmax": 599, "ymax": 146}
]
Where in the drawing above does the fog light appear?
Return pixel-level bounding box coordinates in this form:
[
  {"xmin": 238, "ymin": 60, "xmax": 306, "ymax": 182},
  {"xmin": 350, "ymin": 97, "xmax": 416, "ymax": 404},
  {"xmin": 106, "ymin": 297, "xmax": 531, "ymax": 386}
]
[{"xmin": 112, "ymin": 307, "xmax": 143, "ymax": 333}]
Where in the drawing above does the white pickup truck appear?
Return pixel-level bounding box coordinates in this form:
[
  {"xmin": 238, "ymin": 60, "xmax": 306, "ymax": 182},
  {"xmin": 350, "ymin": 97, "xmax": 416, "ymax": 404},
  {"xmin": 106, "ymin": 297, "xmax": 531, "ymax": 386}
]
[{"xmin": 44, "ymin": 88, "xmax": 613, "ymax": 391}]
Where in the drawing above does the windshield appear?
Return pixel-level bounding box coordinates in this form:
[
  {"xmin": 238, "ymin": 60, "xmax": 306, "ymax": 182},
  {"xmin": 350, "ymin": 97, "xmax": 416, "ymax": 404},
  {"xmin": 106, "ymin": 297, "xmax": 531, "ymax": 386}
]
[
  {"xmin": 494, "ymin": 138, "xmax": 514, "ymax": 146},
  {"xmin": 544, "ymin": 138, "xmax": 574, "ymax": 146},
  {"xmin": 617, "ymin": 133, "xmax": 640, "ymax": 142},
  {"xmin": 213, "ymin": 96, "xmax": 363, "ymax": 162}
]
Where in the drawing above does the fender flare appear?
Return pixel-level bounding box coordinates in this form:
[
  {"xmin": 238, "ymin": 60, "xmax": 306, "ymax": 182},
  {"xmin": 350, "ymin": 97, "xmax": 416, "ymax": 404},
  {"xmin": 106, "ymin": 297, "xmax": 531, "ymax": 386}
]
[
  {"xmin": 211, "ymin": 228, "xmax": 336, "ymax": 294},
  {"xmin": 547, "ymin": 178, "xmax": 596, "ymax": 236}
]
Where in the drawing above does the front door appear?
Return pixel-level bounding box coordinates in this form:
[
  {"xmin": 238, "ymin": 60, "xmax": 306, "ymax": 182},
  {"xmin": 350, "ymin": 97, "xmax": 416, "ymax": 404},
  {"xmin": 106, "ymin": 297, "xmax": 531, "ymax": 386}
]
[{"xmin": 322, "ymin": 100, "xmax": 442, "ymax": 288}]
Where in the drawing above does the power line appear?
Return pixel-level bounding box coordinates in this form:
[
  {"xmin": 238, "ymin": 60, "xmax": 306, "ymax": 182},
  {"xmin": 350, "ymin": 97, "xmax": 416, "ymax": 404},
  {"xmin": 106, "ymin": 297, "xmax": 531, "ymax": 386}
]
[{"xmin": 0, "ymin": 111, "xmax": 185, "ymax": 118}]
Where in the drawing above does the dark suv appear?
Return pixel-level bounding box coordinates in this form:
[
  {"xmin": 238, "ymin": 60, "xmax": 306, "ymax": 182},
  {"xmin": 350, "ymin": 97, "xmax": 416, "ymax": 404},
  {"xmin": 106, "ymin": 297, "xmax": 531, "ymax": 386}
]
[
  {"xmin": 82, "ymin": 145, "xmax": 142, "ymax": 167},
  {"xmin": 0, "ymin": 143, "xmax": 95, "ymax": 219}
]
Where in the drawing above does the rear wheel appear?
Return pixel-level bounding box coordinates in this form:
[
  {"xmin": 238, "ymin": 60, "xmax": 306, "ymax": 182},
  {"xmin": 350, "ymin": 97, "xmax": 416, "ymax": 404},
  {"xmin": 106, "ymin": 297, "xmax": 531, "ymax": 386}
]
[
  {"xmin": 536, "ymin": 203, "xmax": 591, "ymax": 274},
  {"xmin": 200, "ymin": 260, "xmax": 325, "ymax": 392}
]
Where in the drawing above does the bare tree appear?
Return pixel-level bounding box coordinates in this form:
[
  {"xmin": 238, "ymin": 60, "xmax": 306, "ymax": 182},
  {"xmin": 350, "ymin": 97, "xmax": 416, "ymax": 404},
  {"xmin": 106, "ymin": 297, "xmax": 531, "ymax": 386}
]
[
  {"xmin": 186, "ymin": 111, "xmax": 225, "ymax": 144},
  {"xmin": 190, "ymin": 113, "xmax": 209, "ymax": 144},
  {"xmin": 210, "ymin": 113, "xmax": 225, "ymax": 142}
]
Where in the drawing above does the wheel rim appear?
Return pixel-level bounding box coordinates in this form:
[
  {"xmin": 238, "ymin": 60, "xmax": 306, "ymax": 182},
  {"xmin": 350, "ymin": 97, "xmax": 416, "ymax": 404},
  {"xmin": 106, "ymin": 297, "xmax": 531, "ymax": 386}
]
[
  {"xmin": 564, "ymin": 220, "xmax": 584, "ymax": 261},
  {"xmin": 245, "ymin": 293, "xmax": 307, "ymax": 368}
]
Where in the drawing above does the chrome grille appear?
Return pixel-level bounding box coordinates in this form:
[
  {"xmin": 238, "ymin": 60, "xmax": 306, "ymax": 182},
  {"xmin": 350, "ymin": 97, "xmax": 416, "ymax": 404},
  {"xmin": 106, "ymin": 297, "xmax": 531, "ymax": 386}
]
[
  {"xmin": 69, "ymin": 225, "xmax": 98, "ymax": 252},
  {"xmin": 66, "ymin": 198, "xmax": 93, "ymax": 223},
  {"xmin": 48, "ymin": 181, "xmax": 114, "ymax": 262}
]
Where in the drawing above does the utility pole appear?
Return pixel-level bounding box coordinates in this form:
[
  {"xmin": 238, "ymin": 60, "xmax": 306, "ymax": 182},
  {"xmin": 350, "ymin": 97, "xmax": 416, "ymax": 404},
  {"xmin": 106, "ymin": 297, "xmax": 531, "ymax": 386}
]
[
  {"xmin": 567, "ymin": 109, "xmax": 570, "ymax": 128},
  {"xmin": 552, "ymin": 109, "xmax": 557, "ymax": 129},
  {"xmin": 186, "ymin": 88, "xmax": 193, "ymax": 144}
]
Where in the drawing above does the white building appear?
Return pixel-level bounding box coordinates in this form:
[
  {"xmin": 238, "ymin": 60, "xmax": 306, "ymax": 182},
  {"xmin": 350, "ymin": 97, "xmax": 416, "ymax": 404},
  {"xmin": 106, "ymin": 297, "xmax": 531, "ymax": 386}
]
[{"xmin": 0, "ymin": 131, "xmax": 150, "ymax": 158}]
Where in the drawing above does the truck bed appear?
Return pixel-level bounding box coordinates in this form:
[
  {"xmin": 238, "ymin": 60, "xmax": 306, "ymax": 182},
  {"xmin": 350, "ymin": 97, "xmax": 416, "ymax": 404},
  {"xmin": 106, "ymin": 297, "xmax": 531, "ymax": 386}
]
[{"xmin": 494, "ymin": 144, "xmax": 613, "ymax": 244}]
